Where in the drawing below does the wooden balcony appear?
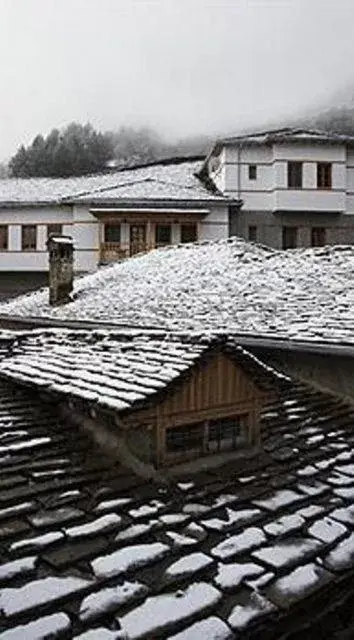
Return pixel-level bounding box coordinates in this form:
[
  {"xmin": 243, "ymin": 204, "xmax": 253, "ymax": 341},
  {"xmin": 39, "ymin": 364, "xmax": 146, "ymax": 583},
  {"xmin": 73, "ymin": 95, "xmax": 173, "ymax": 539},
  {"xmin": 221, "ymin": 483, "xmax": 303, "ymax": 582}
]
[{"xmin": 99, "ymin": 242, "xmax": 152, "ymax": 264}]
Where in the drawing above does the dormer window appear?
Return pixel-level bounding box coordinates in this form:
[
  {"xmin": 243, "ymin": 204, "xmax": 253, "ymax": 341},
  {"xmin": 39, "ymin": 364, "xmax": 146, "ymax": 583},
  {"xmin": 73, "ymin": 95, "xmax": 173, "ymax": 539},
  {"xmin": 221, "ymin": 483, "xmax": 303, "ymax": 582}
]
[
  {"xmin": 288, "ymin": 162, "xmax": 303, "ymax": 189},
  {"xmin": 317, "ymin": 162, "xmax": 332, "ymax": 189},
  {"xmin": 249, "ymin": 165, "xmax": 257, "ymax": 180}
]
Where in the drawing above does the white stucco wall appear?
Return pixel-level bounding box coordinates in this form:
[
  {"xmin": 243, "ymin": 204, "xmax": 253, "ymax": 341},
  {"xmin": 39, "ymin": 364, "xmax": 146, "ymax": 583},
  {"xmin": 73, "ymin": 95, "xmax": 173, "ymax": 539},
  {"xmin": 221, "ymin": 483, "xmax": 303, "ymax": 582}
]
[{"xmin": 199, "ymin": 206, "xmax": 229, "ymax": 241}]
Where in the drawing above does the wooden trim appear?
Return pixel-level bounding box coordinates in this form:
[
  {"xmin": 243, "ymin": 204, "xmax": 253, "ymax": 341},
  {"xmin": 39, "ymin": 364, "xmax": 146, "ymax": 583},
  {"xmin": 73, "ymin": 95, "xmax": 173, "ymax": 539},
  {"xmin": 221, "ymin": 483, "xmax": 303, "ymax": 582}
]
[{"xmin": 224, "ymin": 159, "xmax": 347, "ymax": 167}]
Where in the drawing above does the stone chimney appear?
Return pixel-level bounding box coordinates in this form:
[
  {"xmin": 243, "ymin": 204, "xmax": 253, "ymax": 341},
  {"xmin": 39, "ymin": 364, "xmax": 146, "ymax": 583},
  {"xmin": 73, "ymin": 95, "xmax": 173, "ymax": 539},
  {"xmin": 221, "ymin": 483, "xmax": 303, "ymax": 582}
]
[{"xmin": 47, "ymin": 235, "xmax": 74, "ymax": 305}]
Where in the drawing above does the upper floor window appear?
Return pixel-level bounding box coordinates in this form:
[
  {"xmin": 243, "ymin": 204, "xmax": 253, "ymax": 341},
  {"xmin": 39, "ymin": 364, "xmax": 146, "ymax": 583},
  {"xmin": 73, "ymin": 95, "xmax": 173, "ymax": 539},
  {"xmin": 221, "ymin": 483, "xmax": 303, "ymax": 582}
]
[
  {"xmin": 282, "ymin": 226, "xmax": 297, "ymax": 250},
  {"xmin": 0, "ymin": 226, "xmax": 8, "ymax": 251},
  {"xmin": 155, "ymin": 224, "xmax": 172, "ymax": 246},
  {"xmin": 104, "ymin": 223, "xmax": 121, "ymax": 243},
  {"xmin": 288, "ymin": 162, "xmax": 303, "ymax": 189},
  {"xmin": 317, "ymin": 162, "xmax": 332, "ymax": 189},
  {"xmin": 248, "ymin": 225, "xmax": 257, "ymax": 242},
  {"xmin": 47, "ymin": 223, "xmax": 63, "ymax": 239},
  {"xmin": 248, "ymin": 165, "xmax": 257, "ymax": 180},
  {"xmin": 22, "ymin": 225, "xmax": 37, "ymax": 251},
  {"xmin": 181, "ymin": 223, "xmax": 197, "ymax": 244},
  {"xmin": 311, "ymin": 227, "xmax": 326, "ymax": 247}
]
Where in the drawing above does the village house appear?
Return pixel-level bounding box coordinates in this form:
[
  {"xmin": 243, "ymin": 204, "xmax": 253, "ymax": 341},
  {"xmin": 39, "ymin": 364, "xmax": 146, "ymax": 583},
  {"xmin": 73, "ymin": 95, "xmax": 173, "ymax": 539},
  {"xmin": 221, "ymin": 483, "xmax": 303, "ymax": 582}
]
[
  {"xmin": 2, "ymin": 127, "xmax": 354, "ymax": 296},
  {"xmin": 202, "ymin": 127, "xmax": 354, "ymax": 249}
]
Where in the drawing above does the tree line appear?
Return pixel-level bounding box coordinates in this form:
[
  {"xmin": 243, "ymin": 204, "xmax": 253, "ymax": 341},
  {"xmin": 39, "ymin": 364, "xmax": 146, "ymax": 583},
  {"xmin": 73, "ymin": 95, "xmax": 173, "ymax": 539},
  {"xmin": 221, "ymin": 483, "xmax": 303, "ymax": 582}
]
[{"xmin": 8, "ymin": 122, "xmax": 210, "ymax": 178}]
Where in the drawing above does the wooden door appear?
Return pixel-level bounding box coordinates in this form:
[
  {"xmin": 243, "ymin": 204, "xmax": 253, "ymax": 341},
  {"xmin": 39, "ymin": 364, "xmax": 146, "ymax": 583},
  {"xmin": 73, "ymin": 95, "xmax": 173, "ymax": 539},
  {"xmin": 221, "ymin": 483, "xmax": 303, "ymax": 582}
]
[{"xmin": 130, "ymin": 224, "xmax": 146, "ymax": 256}]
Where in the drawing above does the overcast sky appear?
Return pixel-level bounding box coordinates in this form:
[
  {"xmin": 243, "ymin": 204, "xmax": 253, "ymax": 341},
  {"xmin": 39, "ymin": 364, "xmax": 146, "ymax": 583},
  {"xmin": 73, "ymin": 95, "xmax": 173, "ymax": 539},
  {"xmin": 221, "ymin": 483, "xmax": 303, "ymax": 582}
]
[{"xmin": 0, "ymin": 0, "xmax": 353, "ymax": 159}]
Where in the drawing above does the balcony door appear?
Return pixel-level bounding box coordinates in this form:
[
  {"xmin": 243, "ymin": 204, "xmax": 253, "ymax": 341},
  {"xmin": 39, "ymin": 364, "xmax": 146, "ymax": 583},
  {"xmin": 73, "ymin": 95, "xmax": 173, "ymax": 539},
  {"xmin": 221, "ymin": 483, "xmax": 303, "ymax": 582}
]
[{"xmin": 130, "ymin": 224, "xmax": 146, "ymax": 256}]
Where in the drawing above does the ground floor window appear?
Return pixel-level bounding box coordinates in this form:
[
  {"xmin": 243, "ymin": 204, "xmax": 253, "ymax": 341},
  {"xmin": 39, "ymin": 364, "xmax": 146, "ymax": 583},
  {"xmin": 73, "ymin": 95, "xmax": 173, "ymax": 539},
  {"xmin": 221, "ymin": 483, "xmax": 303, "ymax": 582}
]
[
  {"xmin": 166, "ymin": 422, "xmax": 204, "ymax": 453},
  {"xmin": 104, "ymin": 223, "xmax": 121, "ymax": 243},
  {"xmin": 248, "ymin": 225, "xmax": 257, "ymax": 242},
  {"xmin": 0, "ymin": 225, "xmax": 8, "ymax": 250},
  {"xmin": 155, "ymin": 224, "xmax": 172, "ymax": 246},
  {"xmin": 282, "ymin": 226, "xmax": 297, "ymax": 249},
  {"xmin": 311, "ymin": 227, "xmax": 326, "ymax": 247},
  {"xmin": 181, "ymin": 223, "xmax": 197, "ymax": 243},
  {"xmin": 22, "ymin": 225, "xmax": 37, "ymax": 251},
  {"xmin": 47, "ymin": 223, "xmax": 63, "ymax": 239}
]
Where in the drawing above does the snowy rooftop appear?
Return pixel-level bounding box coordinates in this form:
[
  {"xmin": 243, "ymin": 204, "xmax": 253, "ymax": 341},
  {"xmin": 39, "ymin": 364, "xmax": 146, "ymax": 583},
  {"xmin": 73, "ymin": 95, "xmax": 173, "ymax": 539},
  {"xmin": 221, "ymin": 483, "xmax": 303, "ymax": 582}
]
[
  {"xmin": 0, "ymin": 157, "xmax": 226, "ymax": 205},
  {"xmin": 2, "ymin": 237, "xmax": 354, "ymax": 347},
  {"xmin": 0, "ymin": 370, "xmax": 353, "ymax": 637},
  {"xmin": 0, "ymin": 330, "xmax": 284, "ymax": 414},
  {"xmin": 217, "ymin": 127, "xmax": 354, "ymax": 148}
]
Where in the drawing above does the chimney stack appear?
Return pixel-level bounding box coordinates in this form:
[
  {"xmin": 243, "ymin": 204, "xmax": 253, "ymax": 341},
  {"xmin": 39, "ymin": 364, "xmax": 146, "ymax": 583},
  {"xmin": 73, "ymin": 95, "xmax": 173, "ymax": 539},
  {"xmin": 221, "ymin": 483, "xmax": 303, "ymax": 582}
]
[{"xmin": 47, "ymin": 235, "xmax": 74, "ymax": 305}]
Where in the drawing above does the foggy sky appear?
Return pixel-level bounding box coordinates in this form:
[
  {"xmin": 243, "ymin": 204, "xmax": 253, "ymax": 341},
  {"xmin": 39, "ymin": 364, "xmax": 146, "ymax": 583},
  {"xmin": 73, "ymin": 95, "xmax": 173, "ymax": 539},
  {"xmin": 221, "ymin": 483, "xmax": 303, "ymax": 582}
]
[{"xmin": 0, "ymin": 0, "xmax": 353, "ymax": 160}]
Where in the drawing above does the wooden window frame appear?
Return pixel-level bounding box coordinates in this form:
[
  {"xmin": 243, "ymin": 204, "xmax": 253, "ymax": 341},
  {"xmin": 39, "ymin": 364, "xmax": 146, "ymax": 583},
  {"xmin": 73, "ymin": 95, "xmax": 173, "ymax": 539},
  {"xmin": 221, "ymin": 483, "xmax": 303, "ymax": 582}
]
[
  {"xmin": 0, "ymin": 225, "xmax": 8, "ymax": 251},
  {"xmin": 287, "ymin": 161, "xmax": 303, "ymax": 189},
  {"xmin": 311, "ymin": 226, "xmax": 326, "ymax": 247},
  {"xmin": 282, "ymin": 226, "xmax": 298, "ymax": 249},
  {"xmin": 47, "ymin": 223, "xmax": 63, "ymax": 239},
  {"xmin": 181, "ymin": 223, "xmax": 197, "ymax": 244},
  {"xmin": 155, "ymin": 223, "xmax": 172, "ymax": 247},
  {"xmin": 248, "ymin": 165, "xmax": 257, "ymax": 180},
  {"xmin": 317, "ymin": 162, "xmax": 332, "ymax": 190},
  {"xmin": 21, "ymin": 225, "xmax": 37, "ymax": 252},
  {"xmin": 248, "ymin": 225, "xmax": 257, "ymax": 242},
  {"xmin": 104, "ymin": 222, "xmax": 121, "ymax": 243}
]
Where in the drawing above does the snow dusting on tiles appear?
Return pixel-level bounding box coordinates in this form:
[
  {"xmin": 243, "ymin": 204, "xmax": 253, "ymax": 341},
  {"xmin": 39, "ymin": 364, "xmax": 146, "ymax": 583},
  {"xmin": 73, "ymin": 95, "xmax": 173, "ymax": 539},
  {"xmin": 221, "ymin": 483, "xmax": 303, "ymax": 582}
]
[
  {"xmin": 0, "ymin": 377, "xmax": 354, "ymax": 636},
  {"xmin": 2, "ymin": 238, "xmax": 354, "ymax": 349}
]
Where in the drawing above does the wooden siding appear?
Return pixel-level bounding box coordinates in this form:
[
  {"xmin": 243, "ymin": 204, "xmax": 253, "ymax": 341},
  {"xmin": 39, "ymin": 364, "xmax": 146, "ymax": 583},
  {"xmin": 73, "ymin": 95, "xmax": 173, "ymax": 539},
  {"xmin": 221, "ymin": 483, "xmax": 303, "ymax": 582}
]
[{"xmin": 122, "ymin": 351, "xmax": 270, "ymax": 466}]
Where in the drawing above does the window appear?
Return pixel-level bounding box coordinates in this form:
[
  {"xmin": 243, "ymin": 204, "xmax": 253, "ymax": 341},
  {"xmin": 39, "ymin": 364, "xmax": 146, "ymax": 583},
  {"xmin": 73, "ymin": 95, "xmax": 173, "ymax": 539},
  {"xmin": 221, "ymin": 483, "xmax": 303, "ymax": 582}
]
[
  {"xmin": 248, "ymin": 225, "xmax": 257, "ymax": 242},
  {"xmin": 22, "ymin": 225, "xmax": 37, "ymax": 251},
  {"xmin": 287, "ymin": 162, "xmax": 303, "ymax": 188},
  {"xmin": 0, "ymin": 226, "xmax": 8, "ymax": 250},
  {"xmin": 282, "ymin": 226, "xmax": 297, "ymax": 249},
  {"xmin": 317, "ymin": 162, "xmax": 332, "ymax": 189},
  {"xmin": 311, "ymin": 227, "xmax": 326, "ymax": 247},
  {"xmin": 104, "ymin": 223, "xmax": 121, "ymax": 243},
  {"xmin": 155, "ymin": 224, "xmax": 171, "ymax": 246},
  {"xmin": 181, "ymin": 224, "xmax": 197, "ymax": 243},
  {"xmin": 166, "ymin": 422, "xmax": 204, "ymax": 453},
  {"xmin": 207, "ymin": 416, "xmax": 243, "ymax": 453},
  {"xmin": 47, "ymin": 224, "xmax": 62, "ymax": 239},
  {"xmin": 248, "ymin": 165, "xmax": 257, "ymax": 180}
]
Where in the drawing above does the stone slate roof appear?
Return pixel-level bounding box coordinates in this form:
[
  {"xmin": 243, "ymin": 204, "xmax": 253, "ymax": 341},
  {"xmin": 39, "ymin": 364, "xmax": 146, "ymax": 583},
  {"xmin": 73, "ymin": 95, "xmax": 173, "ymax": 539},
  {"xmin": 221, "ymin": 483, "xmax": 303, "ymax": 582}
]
[
  {"xmin": 0, "ymin": 369, "xmax": 354, "ymax": 638},
  {"xmin": 0, "ymin": 158, "xmax": 227, "ymax": 206},
  {"xmin": 0, "ymin": 330, "xmax": 287, "ymax": 415},
  {"xmin": 2, "ymin": 237, "xmax": 354, "ymax": 349}
]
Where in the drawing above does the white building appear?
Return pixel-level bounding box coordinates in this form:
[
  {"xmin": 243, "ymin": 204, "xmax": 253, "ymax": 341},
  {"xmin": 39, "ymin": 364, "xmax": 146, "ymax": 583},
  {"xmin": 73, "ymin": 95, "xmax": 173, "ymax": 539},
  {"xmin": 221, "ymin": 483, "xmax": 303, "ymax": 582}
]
[
  {"xmin": 202, "ymin": 127, "xmax": 354, "ymax": 248},
  {"xmin": 2, "ymin": 127, "xmax": 354, "ymax": 293},
  {"xmin": 0, "ymin": 156, "xmax": 237, "ymax": 292}
]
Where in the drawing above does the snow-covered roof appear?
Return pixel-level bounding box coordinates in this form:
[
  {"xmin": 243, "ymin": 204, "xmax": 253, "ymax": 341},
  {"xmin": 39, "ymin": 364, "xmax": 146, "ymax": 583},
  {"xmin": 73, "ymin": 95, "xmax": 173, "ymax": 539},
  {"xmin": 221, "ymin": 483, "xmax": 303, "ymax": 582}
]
[
  {"xmin": 0, "ymin": 370, "xmax": 353, "ymax": 637},
  {"xmin": 0, "ymin": 157, "xmax": 227, "ymax": 206},
  {"xmin": 218, "ymin": 127, "xmax": 354, "ymax": 147},
  {"xmin": 2, "ymin": 237, "xmax": 354, "ymax": 347},
  {"xmin": 0, "ymin": 330, "xmax": 284, "ymax": 413}
]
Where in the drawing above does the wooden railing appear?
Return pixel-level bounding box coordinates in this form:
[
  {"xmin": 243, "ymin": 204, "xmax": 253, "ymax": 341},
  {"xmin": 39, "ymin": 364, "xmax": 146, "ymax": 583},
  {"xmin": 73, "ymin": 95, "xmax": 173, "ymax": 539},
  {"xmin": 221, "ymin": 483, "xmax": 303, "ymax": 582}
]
[{"xmin": 100, "ymin": 242, "xmax": 151, "ymax": 263}]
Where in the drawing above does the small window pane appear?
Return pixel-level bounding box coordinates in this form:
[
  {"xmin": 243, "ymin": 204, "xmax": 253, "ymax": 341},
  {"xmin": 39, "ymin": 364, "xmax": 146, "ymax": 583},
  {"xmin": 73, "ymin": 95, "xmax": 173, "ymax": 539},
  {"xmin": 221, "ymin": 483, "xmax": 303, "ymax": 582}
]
[
  {"xmin": 166, "ymin": 422, "xmax": 204, "ymax": 453},
  {"xmin": 311, "ymin": 227, "xmax": 326, "ymax": 247},
  {"xmin": 22, "ymin": 225, "xmax": 37, "ymax": 251},
  {"xmin": 0, "ymin": 226, "xmax": 8, "ymax": 250},
  {"xmin": 288, "ymin": 162, "xmax": 303, "ymax": 188},
  {"xmin": 248, "ymin": 165, "xmax": 257, "ymax": 180},
  {"xmin": 282, "ymin": 226, "xmax": 297, "ymax": 249},
  {"xmin": 317, "ymin": 163, "xmax": 332, "ymax": 189},
  {"xmin": 104, "ymin": 223, "xmax": 121, "ymax": 243},
  {"xmin": 208, "ymin": 416, "xmax": 243, "ymax": 453},
  {"xmin": 181, "ymin": 224, "xmax": 197, "ymax": 243},
  {"xmin": 47, "ymin": 224, "xmax": 63, "ymax": 239},
  {"xmin": 248, "ymin": 225, "xmax": 257, "ymax": 242},
  {"xmin": 155, "ymin": 224, "xmax": 171, "ymax": 246}
]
